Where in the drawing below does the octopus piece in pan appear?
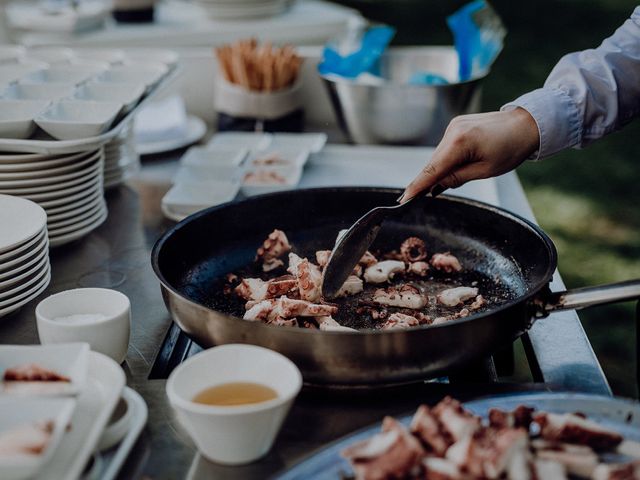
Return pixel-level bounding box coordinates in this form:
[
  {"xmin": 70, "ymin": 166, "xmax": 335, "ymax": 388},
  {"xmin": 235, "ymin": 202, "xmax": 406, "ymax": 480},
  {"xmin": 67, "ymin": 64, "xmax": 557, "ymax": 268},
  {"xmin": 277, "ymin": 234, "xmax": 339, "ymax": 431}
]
[
  {"xmin": 255, "ymin": 229, "xmax": 291, "ymax": 272},
  {"xmin": 364, "ymin": 260, "xmax": 406, "ymax": 284},
  {"xmin": 373, "ymin": 285, "xmax": 427, "ymax": 310},
  {"xmin": 430, "ymin": 252, "xmax": 463, "ymax": 273}
]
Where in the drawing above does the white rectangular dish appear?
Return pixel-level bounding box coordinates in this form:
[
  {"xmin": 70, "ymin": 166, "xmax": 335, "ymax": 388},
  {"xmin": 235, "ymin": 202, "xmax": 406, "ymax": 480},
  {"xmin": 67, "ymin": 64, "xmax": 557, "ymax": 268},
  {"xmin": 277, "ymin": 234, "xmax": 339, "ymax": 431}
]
[
  {"xmin": 241, "ymin": 165, "xmax": 303, "ymax": 196},
  {"xmin": 75, "ymin": 82, "xmax": 145, "ymax": 113},
  {"xmin": 0, "ymin": 396, "xmax": 76, "ymax": 480},
  {"xmin": 206, "ymin": 132, "xmax": 272, "ymax": 151},
  {"xmin": 174, "ymin": 164, "xmax": 242, "ymax": 184},
  {"xmin": 162, "ymin": 179, "xmax": 241, "ymax": 220},
  {"xmin": 181, "ymin": 146, "xmax": 248, "ymax": 168},
  {"xmin": 0, "ymin": 100, "xmax": 50, "ymax": 139},
  {"xmin": 0, "ymin": 343, "xmax": 89, "ymax": 396},
  {"xmin": 268, "ymin": 132, "xmax": 327, "ymax": 152},
  {"xmin": 33, "ymin": 351, "xmax": 125, "ymax": 480},
  {"xmin": 21, "ymin": 65, "xmax": 105, "ymax": 86},
  {"xmin": 35, "ymin": 100, "xmax": 123, "ymax": 140},
  {"xmin": 248, "ymin": 147, "xmax": 309, "ymax": 168},
  {"xmin": 1, "ymin": 84, "xmax": 75, "ymax": 101},
  {"xmin": 96, "ymin": 65, "xmax": 168, "ymax": 91}
]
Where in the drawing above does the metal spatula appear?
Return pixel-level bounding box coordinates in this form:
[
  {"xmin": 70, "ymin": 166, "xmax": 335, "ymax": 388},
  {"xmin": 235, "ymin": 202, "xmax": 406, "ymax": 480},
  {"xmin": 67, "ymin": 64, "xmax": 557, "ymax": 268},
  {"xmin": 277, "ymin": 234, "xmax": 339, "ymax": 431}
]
[{"xmin": 321, "ymin": 193, "xmax": 425, "ymax": 299}]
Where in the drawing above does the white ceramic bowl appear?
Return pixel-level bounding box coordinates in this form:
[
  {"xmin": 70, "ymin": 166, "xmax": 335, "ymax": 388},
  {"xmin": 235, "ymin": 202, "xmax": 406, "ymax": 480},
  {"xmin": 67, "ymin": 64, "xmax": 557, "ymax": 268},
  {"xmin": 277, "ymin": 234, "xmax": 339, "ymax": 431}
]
[
  {"xmin": 0, "ymin": 61, "xmax": 47, "ymax": 84},
  {"xmin": 35, "ymin": 100, "xmax": 122, "ymax": 140},
  {"xmin": 1, "ymin": 83, "xmax": 76, "ymax": 101},
  {"xmin": 166, "ymin": 344, "xmax": 302, "ymax": 465},
  {"xmin": 21, "ymin": 65, "xmax": 104, "ymax": 86},
  {"xmin": 35, "ymin": 288, "xmax": 131, "ymax": 364},
  {"xmin": 96, "ymin": 64, "xmax": 168, "ymax": 90},
  {"xmin": 76, "ymin": 82, "xmax": 145, "ymax": 113},
  {"xmin": 0, "ymin": 100, "xmax": 50, "ymax": 139}
]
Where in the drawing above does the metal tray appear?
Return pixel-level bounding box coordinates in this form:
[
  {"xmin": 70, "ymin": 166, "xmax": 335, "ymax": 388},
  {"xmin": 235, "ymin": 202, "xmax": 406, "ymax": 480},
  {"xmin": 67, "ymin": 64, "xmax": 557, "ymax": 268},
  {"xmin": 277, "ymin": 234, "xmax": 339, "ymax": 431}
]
[{"xmin": 274, "ymin": 392, "xmax": 640, "ymax": 480}]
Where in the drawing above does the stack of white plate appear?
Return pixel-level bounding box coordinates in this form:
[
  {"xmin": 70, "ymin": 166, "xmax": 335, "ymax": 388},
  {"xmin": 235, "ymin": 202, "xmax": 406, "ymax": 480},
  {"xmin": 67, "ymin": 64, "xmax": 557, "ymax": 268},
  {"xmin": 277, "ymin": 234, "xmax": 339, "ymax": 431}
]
[
  {"xmin": 195, "ymin": 0, "xmax": 292, "ymax": 20},
  {"xmin": 104, "ymin": 120, "xmax": 139, "ymax": 189},
  {"xmin": 0, "ymin": 149, "xmax": 107, "ymax": 247},
  {"xmin": 0, "ymin": 194, "xmax": 50, "ymax": 319}
]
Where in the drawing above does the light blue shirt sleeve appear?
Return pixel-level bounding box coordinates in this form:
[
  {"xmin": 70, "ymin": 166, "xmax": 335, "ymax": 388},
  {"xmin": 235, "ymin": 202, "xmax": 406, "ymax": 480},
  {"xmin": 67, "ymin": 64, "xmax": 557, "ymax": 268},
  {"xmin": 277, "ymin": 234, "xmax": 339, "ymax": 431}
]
[{"xmin": 501, "ymin": 6, "xmax": 640, "ymax": 159}]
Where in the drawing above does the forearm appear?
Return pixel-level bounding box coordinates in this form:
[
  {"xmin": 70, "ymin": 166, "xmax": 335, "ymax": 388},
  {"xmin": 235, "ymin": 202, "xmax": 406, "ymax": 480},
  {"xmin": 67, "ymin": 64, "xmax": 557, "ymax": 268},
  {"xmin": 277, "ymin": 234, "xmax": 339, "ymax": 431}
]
[{"xmin": 502, "ymin": 6, "xmax": 640, "ymax": 159}]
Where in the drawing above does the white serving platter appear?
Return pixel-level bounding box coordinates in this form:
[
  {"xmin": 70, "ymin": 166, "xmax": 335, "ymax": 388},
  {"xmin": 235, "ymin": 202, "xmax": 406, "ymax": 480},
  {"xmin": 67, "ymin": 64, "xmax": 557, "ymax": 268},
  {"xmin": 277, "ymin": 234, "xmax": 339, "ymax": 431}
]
[
  {"xmin": 32, "ymin": 351, "xmax": 125, "ymax": 480},
  {"xmin": 0, "ymin": 343, "xmax": 88, "ymax": 396},
  {"xmin": 268, "ymin": 132, "xmax": 327, "ymax": 152},
  {"xmin": 206, "ymin": 131, "xmax": 272, "ymax": 151},
  {"xmin": 241, "ymin": 164, "xmax": 303, "ymax": 196},
  {"xmin": 0, "ymin": 65, "xmax": 180, "ymax": 154},
  {"xmin": 99, "ymin": 387, "xmax": 148, "ymax": 480},
  {"xmin": 0, "ymin": 396, "xmax": 76, "ymax": 480},
  {"xmin": 248, "ymin": 147, "xmax": 309, "ymax": 168},
  {"xmin": 180, "ymin": 146, "xmax": 248, "ymax": 168}
]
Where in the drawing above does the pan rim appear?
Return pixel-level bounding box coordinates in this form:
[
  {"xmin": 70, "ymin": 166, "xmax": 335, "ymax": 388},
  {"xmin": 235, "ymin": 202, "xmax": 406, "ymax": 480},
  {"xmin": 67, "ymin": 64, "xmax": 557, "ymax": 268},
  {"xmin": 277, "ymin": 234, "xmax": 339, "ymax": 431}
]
[{"xmin": 151, "ymin": 186, "xmax": 558, "ymax": 336}]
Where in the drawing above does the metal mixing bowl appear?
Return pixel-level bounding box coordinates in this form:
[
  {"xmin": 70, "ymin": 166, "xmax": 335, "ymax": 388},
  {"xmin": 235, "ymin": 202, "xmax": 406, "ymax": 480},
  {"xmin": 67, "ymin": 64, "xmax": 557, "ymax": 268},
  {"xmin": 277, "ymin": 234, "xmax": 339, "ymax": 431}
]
[{"xmin": 321, "ymin": 46, "xmax": 485, "ymax": 146}]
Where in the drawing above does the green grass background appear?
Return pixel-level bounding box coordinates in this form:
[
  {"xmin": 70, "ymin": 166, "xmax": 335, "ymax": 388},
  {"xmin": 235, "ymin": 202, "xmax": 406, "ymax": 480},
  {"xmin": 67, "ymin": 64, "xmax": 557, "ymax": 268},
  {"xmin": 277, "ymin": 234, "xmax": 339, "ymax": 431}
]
[{"xmin": 335, "ymin": 0, "xmax": 640, "ymax": 396}]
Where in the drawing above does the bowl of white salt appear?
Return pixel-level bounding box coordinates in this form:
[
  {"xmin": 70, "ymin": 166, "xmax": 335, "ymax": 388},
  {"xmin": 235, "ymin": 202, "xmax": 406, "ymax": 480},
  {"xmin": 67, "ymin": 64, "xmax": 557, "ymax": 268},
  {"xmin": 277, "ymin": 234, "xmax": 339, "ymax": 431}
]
[{"xmin": 35, "ymin": 288, "xmax": 130, "ymax": 364}]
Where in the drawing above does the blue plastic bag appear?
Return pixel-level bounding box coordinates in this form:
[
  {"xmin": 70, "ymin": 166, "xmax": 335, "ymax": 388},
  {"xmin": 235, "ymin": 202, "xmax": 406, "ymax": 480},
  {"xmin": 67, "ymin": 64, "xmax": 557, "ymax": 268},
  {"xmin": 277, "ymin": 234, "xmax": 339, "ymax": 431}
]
[
  {"xmin": 318, "ymin": 26, "xmax": 395, "ymax": 79},
  {"xmin": 447, "ymin": 0, "xmax": 506, "ymax": 81}
]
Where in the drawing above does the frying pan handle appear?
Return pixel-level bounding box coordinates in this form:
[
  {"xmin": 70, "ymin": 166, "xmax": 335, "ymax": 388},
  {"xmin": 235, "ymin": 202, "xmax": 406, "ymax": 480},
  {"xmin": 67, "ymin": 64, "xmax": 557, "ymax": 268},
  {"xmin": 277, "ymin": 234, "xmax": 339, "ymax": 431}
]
[{"xmin": 537, "ymin": 279, "xmax": 640, "ymax": 316}]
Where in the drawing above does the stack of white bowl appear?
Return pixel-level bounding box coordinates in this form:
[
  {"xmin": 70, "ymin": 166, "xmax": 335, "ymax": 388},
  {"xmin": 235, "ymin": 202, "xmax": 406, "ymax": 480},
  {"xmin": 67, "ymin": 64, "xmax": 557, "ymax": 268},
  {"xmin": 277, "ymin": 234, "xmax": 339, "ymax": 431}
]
[
  {"xmin": 103, "ymin": 119, "xmax": 139, "ymax": 189},
  {"xmin": 0, "ymin": 149, "xmax": 107, "ymax": 247},
  {"xmin": 195, "ymin": 0, "xmax": 292, "ymax": 19},
  {"xmin": 0, "ymin": 194, "xmax": 50, "ymax": 319}
]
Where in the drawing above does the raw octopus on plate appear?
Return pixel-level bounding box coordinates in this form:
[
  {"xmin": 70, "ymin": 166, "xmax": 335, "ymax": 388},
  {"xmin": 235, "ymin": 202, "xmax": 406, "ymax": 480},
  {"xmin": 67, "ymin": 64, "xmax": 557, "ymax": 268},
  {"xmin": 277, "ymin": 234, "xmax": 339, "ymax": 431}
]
[
  {"xmin": 341, "ymin": 396, "xmax": 640, "ymax": 480},
  {"xmin": 224, "ymin": 229, "xmax": 488, "ymax": 331}
]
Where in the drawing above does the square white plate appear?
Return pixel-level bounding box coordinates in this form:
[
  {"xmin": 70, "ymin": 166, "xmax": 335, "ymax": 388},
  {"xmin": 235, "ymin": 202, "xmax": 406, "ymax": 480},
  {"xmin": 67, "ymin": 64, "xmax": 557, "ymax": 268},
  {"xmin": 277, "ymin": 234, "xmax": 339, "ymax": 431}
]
[
  {"xmin": 181, "ymin": 146, "xmax": 248, "ymax": 168},
  {"xmin": 76, "ymin": 82, "xmax": 144, "ymax": 113},
  {"xmin": 248, "ymin": 147, "xmax": 309, "ymax": 168},
  {"xmin": 0, "ymin": 343, "xmax": 89, "ymax": 396},
  {"xmin": 162, "ymin": 179, "xmax": 240, "ymax": 217},
  {"xmin": 174, "ymin": 164, "xmax": 242, "ymax": 184},
  {"xmin": 269, "ymin": 132, "xmax": 327, "ymax": 152},
  {"xmin": 1, "ymin": 84, "xmax": 75, "ymax": 102},
  {"xmin": 35, "ymin": 100, "xmax": 122, "ymax": 140},
  {"xmin": 96, "ymin": 64, "xmax": 168, "ymax": 90},
  {"xmin": 0, "ymin": 396, "xmax": 76, "ymax": 480},
  {"xmin": 241, "ymin": 164, "xmax": 303, "ymax": 196},
  {"xmin": 0, "ymin": 100, "xmax": 50, "ymax": 139},
  {"xmin": 21, "ymin": 65, "xmax": 104, "ymax": 86},
  {"xmin": 206, "ymin": 132, "xmax": 272, "ymax": 151}
]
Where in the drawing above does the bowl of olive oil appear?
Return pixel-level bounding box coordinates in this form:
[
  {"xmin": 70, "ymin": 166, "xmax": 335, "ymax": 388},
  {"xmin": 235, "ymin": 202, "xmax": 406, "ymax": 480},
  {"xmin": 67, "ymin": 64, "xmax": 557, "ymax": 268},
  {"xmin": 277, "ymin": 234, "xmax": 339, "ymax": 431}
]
[{"xmin": 166, "ymin": 344, "xmax": 302, "ymax": 465}]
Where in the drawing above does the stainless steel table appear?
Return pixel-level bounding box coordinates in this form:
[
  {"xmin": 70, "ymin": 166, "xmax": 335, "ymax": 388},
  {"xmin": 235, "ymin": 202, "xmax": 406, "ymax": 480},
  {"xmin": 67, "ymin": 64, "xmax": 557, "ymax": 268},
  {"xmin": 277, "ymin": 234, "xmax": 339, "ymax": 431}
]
[{"xmin": 0, "ymin": 148, "xmax": 611, "ymax": 480}]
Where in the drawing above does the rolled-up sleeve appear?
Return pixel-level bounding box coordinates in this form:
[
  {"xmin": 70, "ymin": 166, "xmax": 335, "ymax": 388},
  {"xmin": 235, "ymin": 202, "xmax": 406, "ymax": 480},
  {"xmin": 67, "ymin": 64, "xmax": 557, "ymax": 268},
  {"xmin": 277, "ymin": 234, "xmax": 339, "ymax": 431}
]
[{"xmin": 502, "ymin": 6, "xmax": 640, "ymax": 159}]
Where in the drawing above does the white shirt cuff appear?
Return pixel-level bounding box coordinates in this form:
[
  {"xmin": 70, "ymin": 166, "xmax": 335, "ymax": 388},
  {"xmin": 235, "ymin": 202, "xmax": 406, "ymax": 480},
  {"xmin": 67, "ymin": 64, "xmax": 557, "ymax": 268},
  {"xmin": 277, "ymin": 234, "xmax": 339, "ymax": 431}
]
[{"xmin": 501, "ymin": 87, "xmax": 582, "ymax": 160}]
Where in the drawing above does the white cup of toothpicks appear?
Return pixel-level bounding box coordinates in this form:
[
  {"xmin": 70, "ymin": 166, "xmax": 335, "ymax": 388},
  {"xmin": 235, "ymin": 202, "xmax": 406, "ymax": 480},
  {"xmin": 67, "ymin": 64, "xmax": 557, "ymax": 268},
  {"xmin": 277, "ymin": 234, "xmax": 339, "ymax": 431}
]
[{"xmin": 214, "ymin": 39, "xmax": 304, "ymax": 132}]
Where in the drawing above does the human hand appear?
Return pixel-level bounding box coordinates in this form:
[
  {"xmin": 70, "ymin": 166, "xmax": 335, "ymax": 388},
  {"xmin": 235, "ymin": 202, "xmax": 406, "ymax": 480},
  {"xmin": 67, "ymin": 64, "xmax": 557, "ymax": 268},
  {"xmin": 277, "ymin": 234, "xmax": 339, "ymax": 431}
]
[{"xmin": 398, "ymin": 108, "xmax": 540, "ymax": 203}]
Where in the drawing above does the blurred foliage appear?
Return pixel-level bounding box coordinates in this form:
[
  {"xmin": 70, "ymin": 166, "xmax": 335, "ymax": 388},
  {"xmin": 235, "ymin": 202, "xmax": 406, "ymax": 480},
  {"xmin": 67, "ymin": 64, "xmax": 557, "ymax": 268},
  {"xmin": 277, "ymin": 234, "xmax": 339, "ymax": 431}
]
[{"xmin": 335, "ymin": 0, "xmax": 640, "ymax": 396}]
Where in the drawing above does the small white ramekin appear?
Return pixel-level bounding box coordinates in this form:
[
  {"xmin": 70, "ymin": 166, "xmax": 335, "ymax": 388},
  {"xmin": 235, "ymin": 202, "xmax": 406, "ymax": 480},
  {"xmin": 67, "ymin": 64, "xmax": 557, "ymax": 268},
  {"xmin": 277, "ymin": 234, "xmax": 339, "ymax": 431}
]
[
  {"xmin": 166, "ymin": 344, "xmax": 302, "ymax": 465},
  {"xmin": 35, "ymin": 288, "xmax": 130, "ymax": 364}
]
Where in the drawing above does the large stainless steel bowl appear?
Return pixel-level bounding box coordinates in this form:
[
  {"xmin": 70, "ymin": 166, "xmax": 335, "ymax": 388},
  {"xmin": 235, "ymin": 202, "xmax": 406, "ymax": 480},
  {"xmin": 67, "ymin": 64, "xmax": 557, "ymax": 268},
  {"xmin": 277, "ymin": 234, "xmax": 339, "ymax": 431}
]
[{"xmin": 321, "ymin": 46, "xmax": 485, "ymax": 146}]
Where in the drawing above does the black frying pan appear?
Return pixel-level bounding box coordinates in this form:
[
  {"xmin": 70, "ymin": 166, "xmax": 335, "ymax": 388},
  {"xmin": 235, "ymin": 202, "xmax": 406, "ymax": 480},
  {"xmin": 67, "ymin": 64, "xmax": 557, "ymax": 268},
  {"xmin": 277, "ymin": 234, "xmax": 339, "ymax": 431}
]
[{"xmin": 151, "ymin": 187, "xmax": 640, "ymax": 386}]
